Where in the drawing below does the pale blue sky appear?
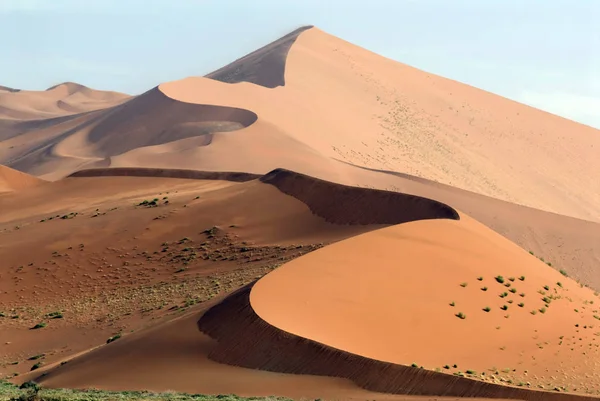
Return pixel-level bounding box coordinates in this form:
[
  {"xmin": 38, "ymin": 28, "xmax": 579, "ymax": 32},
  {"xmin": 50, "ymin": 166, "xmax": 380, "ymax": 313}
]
[{"xmin": 2, "ymin": 0, "xmax": 599, "ymax": 128}]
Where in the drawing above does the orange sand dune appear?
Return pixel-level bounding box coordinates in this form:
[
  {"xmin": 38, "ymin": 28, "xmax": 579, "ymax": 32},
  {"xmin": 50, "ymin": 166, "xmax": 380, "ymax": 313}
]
[
  {"xmin": 1, "ymin": 27, "xmax": 598, "ymax": 223},
  {"xmin": 0, "ymin": 82, "xmax": 129, "ymax": 120},
  {"xmin": 242, "ymin": 213, "xmax": 600, "ymax": 396},
  {"xmin": 19, "ymin": 169, "xmax": 598, "ymax": 400},
  {"xmin": 0, "ymin": 164, "xmax": 44, "ymax": 193}
]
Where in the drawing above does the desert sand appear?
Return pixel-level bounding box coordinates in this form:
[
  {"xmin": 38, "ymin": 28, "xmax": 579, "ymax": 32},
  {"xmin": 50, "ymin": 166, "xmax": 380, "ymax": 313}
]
[
  {"xmin": 1, "ymin": 25, "xmax": 600, "ymax": 401},
  {"xmin": 0, "ymin": 165, "xmax": 44, "ymax": 193}
]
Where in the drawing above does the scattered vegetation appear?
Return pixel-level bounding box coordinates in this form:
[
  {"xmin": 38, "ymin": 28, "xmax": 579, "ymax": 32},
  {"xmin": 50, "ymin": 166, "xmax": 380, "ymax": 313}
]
[
  {"xmin": 30, "ymin": 322, "xmax": 46, "ymax": 330},
  {"xmin": 106, "ymin": 333, "xmax": 122, "ymax": 344},
  {"xmin": 483, "ymin": 306, "xmax": 491, "ymax": 312},
  {"xmin": 455, "ymin": 312, "xmax": 466, "ymax": 320},
  {"xmin": 0, "ymin": 381, "xmax": 294, "ymax": 401},
  {"xmin": 495, "ymin": 276, "xmax": 505, "ymax": 284}
]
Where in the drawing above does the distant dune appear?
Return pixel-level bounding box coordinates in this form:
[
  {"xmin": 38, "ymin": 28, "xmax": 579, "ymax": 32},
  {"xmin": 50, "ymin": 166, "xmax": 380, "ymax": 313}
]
[
  {"xmin": 0, "ymin": 164, "xmax": 44, "ymax": 193},
  {"xmin": 0, "ymin": 82, "xmax": 129, "ymax": 121}
]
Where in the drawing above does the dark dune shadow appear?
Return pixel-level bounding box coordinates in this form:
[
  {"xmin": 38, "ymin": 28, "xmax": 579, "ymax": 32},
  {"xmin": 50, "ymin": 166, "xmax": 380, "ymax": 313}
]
[
  {"xmin": 205, "ymin": 26, "xmax": 314, "ymax": 88},
  {"xmin": 260, "ymin": 168, "xmax": 459, "ymax": 224},
  {"xmin": 84, "ymin": 87, "xmax": 258, "ymax": 158},
  {"xmin": 68, "ymin": 167, "xmax": 261, "ymax": 182}
]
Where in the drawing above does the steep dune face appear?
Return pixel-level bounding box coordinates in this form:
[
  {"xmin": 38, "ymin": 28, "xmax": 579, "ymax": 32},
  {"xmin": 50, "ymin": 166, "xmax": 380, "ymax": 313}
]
[
  {"xmin": 0, "ymin": 164, "xmax": 44, "ymax": 193},
  {"xmin": 199, "ymin": 213, "xmax": 600, "ymax": 397},
  {"xmin": 206, "ymin": 25, "xmax": 313, "ymax": 88},
  {"xmin": 0, "ymin": 82, "xmax": 129, "ymax": 120},
  {"xmin": 160, "ymin": 27, "xmax": 600, "ymax": 222}
]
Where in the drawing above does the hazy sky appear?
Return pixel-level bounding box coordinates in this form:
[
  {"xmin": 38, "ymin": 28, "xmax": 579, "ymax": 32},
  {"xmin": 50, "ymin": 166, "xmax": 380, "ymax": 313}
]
[{"xmin": 2, "ymin": 0, "xmax": 599, "ymax": 128}]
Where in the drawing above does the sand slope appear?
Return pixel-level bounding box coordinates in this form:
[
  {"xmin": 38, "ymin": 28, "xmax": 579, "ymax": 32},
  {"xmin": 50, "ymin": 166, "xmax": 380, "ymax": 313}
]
[{"xmin": 0, "ymin": 164, "xmax": 44, "ymax": 193}]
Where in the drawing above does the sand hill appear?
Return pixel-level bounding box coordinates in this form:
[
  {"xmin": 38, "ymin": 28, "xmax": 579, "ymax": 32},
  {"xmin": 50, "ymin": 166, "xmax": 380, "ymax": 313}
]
[
  {"xmin": 0, "ymin": 27, "xmax": 598, "ymax": 223},
  {"xmin": 1, "ymin": 25, "xmax": 600, "ymax": 401}
]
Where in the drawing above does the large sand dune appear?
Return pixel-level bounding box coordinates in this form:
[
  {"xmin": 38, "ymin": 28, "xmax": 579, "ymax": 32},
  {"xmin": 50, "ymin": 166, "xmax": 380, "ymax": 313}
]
[{"xmin": 1, "ymin": 27, "xmax": 598, "ymax": 222}]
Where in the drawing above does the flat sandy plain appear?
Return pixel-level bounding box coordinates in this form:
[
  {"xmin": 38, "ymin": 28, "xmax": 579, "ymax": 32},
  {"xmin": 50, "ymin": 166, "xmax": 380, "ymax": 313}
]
[{"xmin": 1, "ymin": 26, "xmax": 600, "ymax": 401}]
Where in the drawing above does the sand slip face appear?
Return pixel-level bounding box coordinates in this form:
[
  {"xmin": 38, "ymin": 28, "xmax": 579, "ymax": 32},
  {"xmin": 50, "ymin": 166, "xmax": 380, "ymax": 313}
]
[{"xmin": 251, "ymin": 213, "xmax": 600, "ymax": 393}]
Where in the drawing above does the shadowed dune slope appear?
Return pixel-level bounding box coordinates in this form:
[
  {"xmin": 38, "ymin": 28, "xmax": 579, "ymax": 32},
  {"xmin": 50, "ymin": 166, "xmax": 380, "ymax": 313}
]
[
  {"xmin": 259, "ymin": 168, "xmax": 459, "ymax": 224},
  {"xmin": 0, "ymin": 164, "xmax": 44, "ymax": 193},
  {"xmin": 205, "ymin": 25, "xmax": 313, "ymax": 88},
  {"xmin": 68, "ymin": 167, "xmax": 261, "ymax": 182}
]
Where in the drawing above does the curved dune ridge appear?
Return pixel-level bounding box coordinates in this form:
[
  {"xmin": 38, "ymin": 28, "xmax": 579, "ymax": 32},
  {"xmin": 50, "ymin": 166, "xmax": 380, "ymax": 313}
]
[
  {"xmin": 0, "ymin": 164, "xmax": 44, "ymax": 193},
  {"xmin": 205, "ymin": 25, "xmax": 313, "ymax": 88},
  {"xmin": 193, "ymin": 172, "xmax": 600, "ymax": 398}
]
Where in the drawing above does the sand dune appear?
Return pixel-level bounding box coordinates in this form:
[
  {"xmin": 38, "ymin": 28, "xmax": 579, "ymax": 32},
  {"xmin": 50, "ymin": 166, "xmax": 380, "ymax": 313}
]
[
  {"xmin": 0, "ymin": 82, "xmax": 129, "ymax": 120},
  {"xmin": 1, "ymin": 27, "xmax": 598, "ymax": 223},
  {"xmin": 0, "ymin": 164, "xmax": 44, "ymax": 193},
  {"xmin": 0, "ymin": 169, "xmax": 588, "ymax": 400},
  {"xmin": 1, "ymin": 22, "xmax": 599, "ymax": 401},
  {"xmin": 206, "ymin": 25, "xmax": 313, "ymax": 88}
]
